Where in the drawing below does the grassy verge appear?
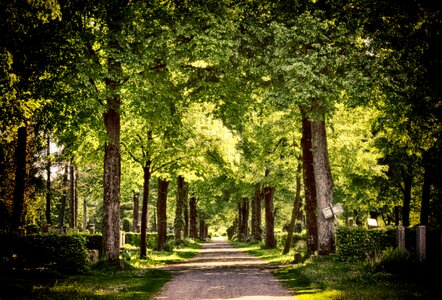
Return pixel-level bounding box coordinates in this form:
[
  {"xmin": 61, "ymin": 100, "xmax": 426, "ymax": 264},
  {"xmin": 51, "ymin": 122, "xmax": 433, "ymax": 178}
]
[
  {"xmin": 0, "ymin": 239, "xmax": 201, "ymax": 300},
  {"xmin": 232, "ymin": 241, "xmax": 439, "ymax": 300}
]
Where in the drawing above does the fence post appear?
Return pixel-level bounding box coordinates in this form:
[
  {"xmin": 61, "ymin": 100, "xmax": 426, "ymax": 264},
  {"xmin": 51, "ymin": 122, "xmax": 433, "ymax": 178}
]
[{"xmin": 416, "ymin": 225, "xmax": 426, "ymax": 262}]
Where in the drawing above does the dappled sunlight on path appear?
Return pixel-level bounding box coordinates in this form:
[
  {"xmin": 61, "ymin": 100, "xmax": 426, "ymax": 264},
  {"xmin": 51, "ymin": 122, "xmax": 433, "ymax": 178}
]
[{"xmin": 154, "ymin": 237, "xmax": 296, "ymax": 300}]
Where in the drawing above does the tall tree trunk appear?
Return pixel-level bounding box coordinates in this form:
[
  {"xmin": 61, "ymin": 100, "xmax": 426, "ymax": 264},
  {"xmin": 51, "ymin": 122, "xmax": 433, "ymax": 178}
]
[
  {"xmin": 83, "ymin": 197, "xmax": 87, "ymax": 230},
  {"xmin": 45, "ymin": 132, "xmax": 51, "ymax": 225},
  {"xmin": 238, "ymin": 197, "xmax": 249, "ymax": 241},
  {"xmin": 74, "ymin": 167, "xmax": 78, "ymax": 228},
  {"xmin": 157, "ymin": 178, "xmax": 169, "ymax": 250},
  {"xmin": 69, "ymin": 161, "xmax": 75, "ymax": 229},
  {"xmin": 264, "ymin": 185, "xmax": 276, "ymax": 248},
  {"xmin": 174, "ymin": 175, "xmax": 185, "ymax": 242},
  {"xmin": 251, "ymin": 184, "xmax": 262, "ymax": 242},
  {"xmin": 189, "ymin": 197, "xmax": 197, "ymax": 238},
  {"xmin": 199, "ymin": 218, "xmax": 206, "ymax": 240},
  {"xmin": 301, "ymin": 111, "xmax": 318, "ymax": 254},
  {"xmin": 133, "ymin": 191, "xmax": 140, "ymax": 232},
  {"xmin": 311, "ymin": 119, "xmax": 335, "ymax": 255},
  {"xmin": 140, "ymin": 164, "xmax": 151, "ymax": 259},
  {"xmin": 401, "ymin": 165, "xmax": 413, "ymax": 227},
  {"xmin": 102, "ymin": 3, "xmax": 125, "ymax": 263},
  {"xmin": 420, "ymin": 153, "xmax": 431, "ymax": 225},
  {"xmin": 184, "ymin": 182, "xmax": 189, "ymax": 238},
  {"xmin": 283, "ymin": 161, "xmax": 302, "ymax": 254},
  {"xmin": 59, "ymin": 163, "xmax": 68, "ymax": 231},
  {"xmin": 12, "ymin": 126, "xmax": 27, "ymax": 231}
]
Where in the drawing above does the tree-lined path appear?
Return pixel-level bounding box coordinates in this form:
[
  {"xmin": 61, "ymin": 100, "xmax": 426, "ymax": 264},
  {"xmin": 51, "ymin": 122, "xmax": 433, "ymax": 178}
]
[{"xmin": 154, "ymin": 237, "xmax": 295, "ymax": 300}]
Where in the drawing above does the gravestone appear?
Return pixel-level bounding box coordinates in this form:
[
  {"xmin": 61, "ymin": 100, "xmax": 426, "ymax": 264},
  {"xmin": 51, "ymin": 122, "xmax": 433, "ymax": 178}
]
[
  {"xmin": 416, "ymin": 225, "xmax": 426, "ymax": 262},
  {"xmin": 396, "ymin": 225, "xmax": 406, "ymax": 250}
]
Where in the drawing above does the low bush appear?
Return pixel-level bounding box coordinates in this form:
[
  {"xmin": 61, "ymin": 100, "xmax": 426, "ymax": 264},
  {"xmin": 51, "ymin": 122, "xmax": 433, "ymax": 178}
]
[
  {"xmin": 0, "ymin": 233, "xmax": 88, "ymax": 274},
  {"xmin": 336, "ymin": 226, "xmax": 395, "ymax": 260}
]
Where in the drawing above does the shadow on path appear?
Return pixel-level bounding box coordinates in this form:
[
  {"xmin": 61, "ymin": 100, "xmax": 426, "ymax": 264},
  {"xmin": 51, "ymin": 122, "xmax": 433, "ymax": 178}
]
[{"xmin": 154, "ymin": 237, "xmax": 295, "ymax": 300}]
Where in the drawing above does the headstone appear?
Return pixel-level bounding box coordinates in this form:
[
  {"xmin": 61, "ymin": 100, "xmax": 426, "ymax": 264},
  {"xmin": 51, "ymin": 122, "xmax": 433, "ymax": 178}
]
[
  {"xmin": 396, "ymin": 225, "xmax": 406, "ymax": 250},
  {"xmin": 416, "ymin": 225, "xmax": 426, "ymax": 262},
  {"xmin": 120, "ymin": 231, "xmax": 126, "ymax": 248},
  {"xmin": 367, "ymin": 218, "xmax": 378, "ymax": 228},
  {"xmin": 88, "ymin": 249, "xmax": 99, "ymax": 261}
]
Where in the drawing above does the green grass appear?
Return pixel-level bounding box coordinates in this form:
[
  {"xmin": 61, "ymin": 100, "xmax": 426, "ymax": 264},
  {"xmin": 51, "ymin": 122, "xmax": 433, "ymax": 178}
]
[
  {"xmin": 232, "ymin": 241, "xmax": 439, "ymax": 300},
  {"xmin": 0, "ymin": 239, "xmax": 201, "ymax": 300}
]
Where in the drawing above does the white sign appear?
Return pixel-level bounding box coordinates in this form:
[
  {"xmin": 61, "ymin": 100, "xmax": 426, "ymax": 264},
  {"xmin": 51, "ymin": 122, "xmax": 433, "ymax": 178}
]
[{"xmin": 322, "ymin": 203, "xmax": 343, "ymax": 220}]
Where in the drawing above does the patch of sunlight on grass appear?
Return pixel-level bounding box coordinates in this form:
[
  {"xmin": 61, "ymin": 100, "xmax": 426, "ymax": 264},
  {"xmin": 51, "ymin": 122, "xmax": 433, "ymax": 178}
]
[{"xmin": 296, "ymin": 289, "xmax": 344, "ymax": 300}]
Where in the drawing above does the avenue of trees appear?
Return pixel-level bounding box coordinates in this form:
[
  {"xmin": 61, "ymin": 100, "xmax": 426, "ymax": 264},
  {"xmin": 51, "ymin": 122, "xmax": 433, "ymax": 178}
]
[{"xmin": 1, "ymin": 0, "xmax": 441, "ymax": 262}]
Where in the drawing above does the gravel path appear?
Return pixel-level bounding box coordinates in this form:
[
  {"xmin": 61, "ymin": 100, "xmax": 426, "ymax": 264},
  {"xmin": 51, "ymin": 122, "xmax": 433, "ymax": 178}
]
[{"xmin": 154, "ymin": 237, "xmax": 295, "ymax": 300}]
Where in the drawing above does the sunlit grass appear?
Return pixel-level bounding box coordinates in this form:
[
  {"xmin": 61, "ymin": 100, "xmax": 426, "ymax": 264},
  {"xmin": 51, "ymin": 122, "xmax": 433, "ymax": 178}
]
[{"xmin": 232, "ymin": 241, "xmax": 438, "ymax": 300}]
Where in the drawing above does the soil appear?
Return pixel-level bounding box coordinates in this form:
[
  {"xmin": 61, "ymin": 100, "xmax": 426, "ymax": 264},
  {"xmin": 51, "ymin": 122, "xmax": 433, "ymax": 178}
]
[{"xmin": 154, "ymin": 237, "xmax": 295, "ymax": 300}]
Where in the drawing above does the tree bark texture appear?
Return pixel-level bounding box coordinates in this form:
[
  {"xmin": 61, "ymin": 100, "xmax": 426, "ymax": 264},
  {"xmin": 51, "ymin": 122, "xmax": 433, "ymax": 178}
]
[
  {"xmin": 157, "ymin": 178, "xmax": 169, "ymax": 250},
  {"xmin": 238, "ymin": 198, "xmax": 249, "ymax": 241},
  {"xmin": 311, "ymin": 119, "xmax": 335, "ymax": 255},
  {"xmin": 189, "ymin": 197, "xmax": 198, "ymax": 238},
  {"xmin": 102, "ymin": 3, "xmax": 125, "ymax": 263},
  {"xmin": 12, "ymin": 126, "xmax": 27, "ymax": 231},
  {"xmin": 174, "ymin": 175, "xmax": 185, "ymax": 242},
  {"xmin": 133, "ymin": 191, "xmax": 140, "ymax": 232},
  {"xmin": 140, "ymin": 164, "xmax": 151, "ymax": 259},
  {"xmin": 59, "ymin": 163, "xmax": 68, "ymax": 231},
  {"xmin": 301, "ymin": 113, "xmax": 319, "ymax": 254},
  {"xmin": 184, "ymin": 182, "xmax": 189, "ymax": 238},
  {"xmin": 251, "ymin": 184, "xmax": 262, "ymax": 242},
  {"xmin": 420, "ymin": 153, "xmax": 431, "ymax": 225},
  {"xmin": 401, "ymin": 164, "xmax": 413, "ymax": 227},
  {"xmin": 45, "ymin": 133, "xmax": 51, "ymax": 225},
  {"xmin": 264, "ymin": 186, "xmax": 276, "ymax": 248},
  {"xmin": 69, "ymin": 161, "xmax": 75, "ymax": 229},
  {"xmin": 103, "ymin": 101, "xmax": 121, "ymax": 262},
  {"xmin": 283, "ymin": 161, "xmax": 302, "ymax": 255}
]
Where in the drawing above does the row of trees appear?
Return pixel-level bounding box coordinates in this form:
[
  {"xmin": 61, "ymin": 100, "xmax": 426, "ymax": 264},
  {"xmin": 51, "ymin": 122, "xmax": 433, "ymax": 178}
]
[{"xmin": 1, "ymin": 0, "xmax": 441, "ymax": 262}]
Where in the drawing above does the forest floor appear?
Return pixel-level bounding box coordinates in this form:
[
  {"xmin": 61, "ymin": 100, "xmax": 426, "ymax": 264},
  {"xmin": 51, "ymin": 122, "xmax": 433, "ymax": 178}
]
[{"xmin": 153, "ymin": 237, "xmax": 295, "ymax": 300}]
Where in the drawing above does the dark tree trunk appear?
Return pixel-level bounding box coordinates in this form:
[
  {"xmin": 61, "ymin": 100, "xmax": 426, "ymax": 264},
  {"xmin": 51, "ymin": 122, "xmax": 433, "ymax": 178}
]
[
  {"xmin": 157, "ymin": 178, "xmax": 169, "ymax": 250},
  {"xmin": 69, "ymin": 161, "xmax": 75, "ymax": 229},
  {"xmin": 12, "ymin": 126, "xmax": 27, "ymax": 231},
  {"xmin": 140, "ymin": 164, "xmax": 151, "ymax": 259},
  {"xmin": 238, "ymin": 198, "xmax": 249, "ymax": 241},
  {"xmin": 83, "ymin": 197, "xmax": 87, "ymax": 230},
  {"xmin": 301, "ymin": 112, "xmax": 318, "ymax": 254},
  {"xmin": 132, "ymin": 191, "xmax": 140, "ymax": 232},
  {"xmin": 184, "ymin": 183, "xmax": 189, "ymax": 238},
  {"xmin": 311, "ymin": 119, "xmax": 335, "ymax": 255},
  {"xmin": 59, "ymin": 163, "xmax": 68, "ymax": 231},
  {"xmin": 102, "ymin": 100, "xmax": 121, "ymax": 262},
  {"xmin": 420, "ymin": 153, "xmax": 431, "ymax": 225},
  {"xmin": 74, "ymin": 167, "xmax": 78, "ymax": 228},
  {"xmin": 174, "ymin": 175, "xmax": 185, "ymax": 242},
  {"xmin": 251, "ymin": 184, "xmax": 262, "ymax": 241},
  {"xmin": 189, "ymin": 197, "xmax": 197, "ymax": 238},
  {"xmin": 102, "ymin": 4, "xmax": 126, "ymax": 263},
  {"xmin": 401, "ymin": 166, "xmax": 413, "ymax": 227},
  {"xmin": 264, "ymin": 185, "xmax": 276, "ymax": 248},
  {"xmin": 199, "ymin": 219, "xmax": 206, "ymax": 240},
  {"xmin": 283, "ymin": 161, "xmax": 302, "ymax": 255},
  {"xmin": 45, "ymin": 132, "xmax": 51, "ymax": 225}
]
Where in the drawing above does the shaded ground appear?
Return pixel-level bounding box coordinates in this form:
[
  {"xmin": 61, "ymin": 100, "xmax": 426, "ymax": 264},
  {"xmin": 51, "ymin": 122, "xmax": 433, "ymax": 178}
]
[{"xmin": 154, "ymin": 237, "xmax": 295, "ymax": 300}]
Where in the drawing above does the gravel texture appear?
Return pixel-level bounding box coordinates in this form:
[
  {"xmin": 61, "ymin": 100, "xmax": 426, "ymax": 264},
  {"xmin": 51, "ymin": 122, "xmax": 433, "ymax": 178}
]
[{"xmin": 154, "ymin": 237, "xmax": 295, "ymax": 300}]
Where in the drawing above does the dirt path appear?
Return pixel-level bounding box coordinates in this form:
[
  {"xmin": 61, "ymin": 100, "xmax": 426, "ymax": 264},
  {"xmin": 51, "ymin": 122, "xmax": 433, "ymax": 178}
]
[{"xmin": 154, "ymin": 237, "xmax": 295, "ymax": 300}]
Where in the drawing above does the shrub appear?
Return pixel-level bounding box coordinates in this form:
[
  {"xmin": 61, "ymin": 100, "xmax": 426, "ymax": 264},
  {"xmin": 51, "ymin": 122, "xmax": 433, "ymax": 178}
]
[
  {"xmin": 0, "ymin": 233, "xmax": 88, "ymax": 274},
  {"xmin": 375, "ymin": 247, "xmax": 415, "ymax": 275},
  {"xmin": 336, "ymin": 226, "xmax": 395, "ymax": 260}
]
